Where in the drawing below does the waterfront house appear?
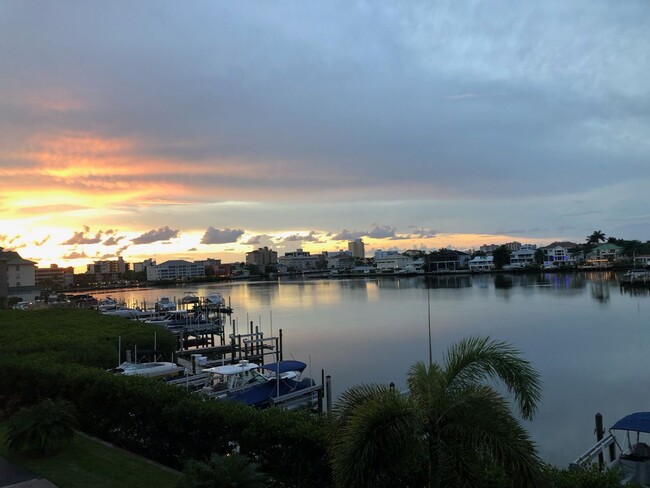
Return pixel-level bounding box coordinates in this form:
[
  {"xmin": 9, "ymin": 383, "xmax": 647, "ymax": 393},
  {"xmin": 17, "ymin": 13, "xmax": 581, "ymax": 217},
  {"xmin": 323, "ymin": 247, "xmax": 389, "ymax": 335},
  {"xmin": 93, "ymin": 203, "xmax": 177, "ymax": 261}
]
[
  {"xmin": 468, "ymin": 255, "xmax": 495, "ymax": 271},
  {"xmin": 509, "ymin": 245, "xmax": 537, "ymax": 268},
  {"xmin": 427, "ymin": 250, "xmax": 471, "ymax": 272},
  {"xmin": 375, "ymin": 253, "xmax": 413, "ymax": 270},
  {"xmin": 585, "ymin": 243, "xmax": 623, "ymax": 267},
  {"xmin": 540, "ymin": 242, "xmax": 581, "ymax": 269},
  {"xmin": 327, "ymin": 252, "xmax": 355, "ymax": 270}
]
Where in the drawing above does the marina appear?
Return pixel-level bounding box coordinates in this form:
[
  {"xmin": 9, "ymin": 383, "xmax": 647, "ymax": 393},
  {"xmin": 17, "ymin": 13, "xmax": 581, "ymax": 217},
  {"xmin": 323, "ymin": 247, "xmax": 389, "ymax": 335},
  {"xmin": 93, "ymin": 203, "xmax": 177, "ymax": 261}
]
[{"xmin": 79, "ymin": 270, "xmax": 650, "ymax": 466}]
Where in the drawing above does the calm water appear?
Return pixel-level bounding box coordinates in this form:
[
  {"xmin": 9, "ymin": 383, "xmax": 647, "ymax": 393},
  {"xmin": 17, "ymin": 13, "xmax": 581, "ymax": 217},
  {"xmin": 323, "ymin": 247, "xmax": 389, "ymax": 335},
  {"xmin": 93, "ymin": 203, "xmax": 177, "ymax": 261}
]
[{"xmin": 93, "ymin": 271, "xmax": 650, "ymax": 466}]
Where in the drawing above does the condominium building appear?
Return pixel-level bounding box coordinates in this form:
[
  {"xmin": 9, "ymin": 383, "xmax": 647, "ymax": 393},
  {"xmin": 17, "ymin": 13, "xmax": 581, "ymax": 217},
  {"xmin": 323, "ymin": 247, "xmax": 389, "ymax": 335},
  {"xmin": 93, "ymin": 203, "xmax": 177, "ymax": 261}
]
[
  {"xmin": 35, "ymin": 264, "xmax": 75, "ymax": 288},
  {"xmin": 278, "ymin": 249, "xmax": 320, "ymax": 270},
  {"xmin": 146, "ymin": 260, "xmax": 206, "ymax": 281},
  {"xmin": 246, "ymin": 247, "xmax": 278, "ymax": 267}
]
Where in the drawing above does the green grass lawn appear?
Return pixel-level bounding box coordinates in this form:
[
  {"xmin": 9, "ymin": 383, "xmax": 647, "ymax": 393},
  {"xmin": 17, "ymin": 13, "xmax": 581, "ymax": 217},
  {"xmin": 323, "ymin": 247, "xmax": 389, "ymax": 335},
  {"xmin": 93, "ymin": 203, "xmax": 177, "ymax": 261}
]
[{"xmin": 0, "ymin": 424, "xmax": 181, "ymax": 488}]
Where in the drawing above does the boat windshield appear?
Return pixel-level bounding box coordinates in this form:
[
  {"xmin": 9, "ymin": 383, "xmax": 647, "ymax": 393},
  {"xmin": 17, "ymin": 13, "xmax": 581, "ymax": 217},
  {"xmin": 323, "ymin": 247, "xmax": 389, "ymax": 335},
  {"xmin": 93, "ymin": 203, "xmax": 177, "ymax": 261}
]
[{"xmin": 208, "ymin": 369, "xmax": 268, "ymax": 391}]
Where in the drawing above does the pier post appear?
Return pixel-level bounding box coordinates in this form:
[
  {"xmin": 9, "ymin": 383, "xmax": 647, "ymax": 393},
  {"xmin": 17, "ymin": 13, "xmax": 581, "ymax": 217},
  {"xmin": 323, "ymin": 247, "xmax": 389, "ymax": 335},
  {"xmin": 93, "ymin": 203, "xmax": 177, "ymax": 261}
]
[
  {"xmin": 325, "ymin": 375, "xmax": 332, "ymax": 414},
  {"xmin": 595, "ymin": 413, "xmax": 605, "ymax": 467},
  {"xmin": 231, "ymin": 320, "xmax": 236, "ymax": 363},
  {"xmin": 279, "ymin": 329, "xmax": 284, "ymax": 361}
]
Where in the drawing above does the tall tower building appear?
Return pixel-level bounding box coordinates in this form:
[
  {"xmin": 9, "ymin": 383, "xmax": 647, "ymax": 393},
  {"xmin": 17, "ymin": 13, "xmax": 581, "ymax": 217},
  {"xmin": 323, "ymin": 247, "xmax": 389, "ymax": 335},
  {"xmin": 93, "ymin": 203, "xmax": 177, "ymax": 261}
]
[{"xmin": 348, "ymin": 239, "xmax": 365, "ymax": 259}]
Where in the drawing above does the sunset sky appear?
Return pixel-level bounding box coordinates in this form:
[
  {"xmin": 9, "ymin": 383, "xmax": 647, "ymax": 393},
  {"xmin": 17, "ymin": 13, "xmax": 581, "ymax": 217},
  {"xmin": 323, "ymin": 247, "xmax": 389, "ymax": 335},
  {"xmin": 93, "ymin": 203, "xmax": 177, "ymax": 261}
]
[{"xmin": 1, "ymin": 1, "xmax": 649, "ymax": 272}]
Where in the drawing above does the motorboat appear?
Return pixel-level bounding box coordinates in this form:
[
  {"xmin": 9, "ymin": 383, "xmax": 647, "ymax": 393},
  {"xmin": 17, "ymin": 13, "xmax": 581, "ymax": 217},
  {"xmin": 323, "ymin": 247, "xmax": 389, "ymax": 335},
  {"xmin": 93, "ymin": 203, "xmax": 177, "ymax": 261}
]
[
  {"xmin": 97, "ymin": 297, "xmax": 121, "ymax": 312},
  {"xmin": 180, "ymin": 292, "xmax": 200, "ymax": 305},
  {"xmin": 205, "ymin": 293, "xmax": 225, "ymax": 307},
  {"xmin": 155, "ymin": 296, "xmax": 176, "ymax": 312},
  {"xmin": 573, "ymin": 412, "xmax": 650, "ymax": 486},
  {"xmin": 109, "ymin": 361, "xmax": 185, "ymax": 380},
  {"xmin": 200, "ymin": 359, "xmax": 314, "ymax": 408}
]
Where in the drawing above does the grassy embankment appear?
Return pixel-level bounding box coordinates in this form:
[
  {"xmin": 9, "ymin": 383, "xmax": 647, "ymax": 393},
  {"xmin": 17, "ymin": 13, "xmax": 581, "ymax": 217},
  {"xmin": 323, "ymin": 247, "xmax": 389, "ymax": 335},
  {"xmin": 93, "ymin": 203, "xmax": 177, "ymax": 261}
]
[{"xmin": 0, "ymin": 423, "xmax": 180, "ymax": 488}]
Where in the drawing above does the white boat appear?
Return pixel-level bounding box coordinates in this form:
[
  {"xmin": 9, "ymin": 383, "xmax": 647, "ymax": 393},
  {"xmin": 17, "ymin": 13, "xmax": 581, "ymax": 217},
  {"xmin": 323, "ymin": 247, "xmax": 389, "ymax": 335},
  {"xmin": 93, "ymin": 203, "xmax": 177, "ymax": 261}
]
[
  {"xmin": 97, "ymin": 297, "xmax": 121, "ymax": 312},
  {"xmin": 200, "ymin": 359, "xmax": 308, "ymax": 408},
  {"xmin": 155, "ymin": 296, "xmax": 176, "ymax": 312},
  {"xmin": 573, "ymin": 412, "xmax": 650, "ymax": 486},
  {"xmin": 110, "ymin": 361, "xmax": 185, "ymax": 380},
  {"xmin": 205, "ymin": 293, "xmax": 225, "ymax": 307},
  {"xmin": 144, "ymin": 309, "xmax": 190, "ymax": 327},
  {"xmin": 180, "ymin": 292, "xmax": 200, "ymax": 305}
]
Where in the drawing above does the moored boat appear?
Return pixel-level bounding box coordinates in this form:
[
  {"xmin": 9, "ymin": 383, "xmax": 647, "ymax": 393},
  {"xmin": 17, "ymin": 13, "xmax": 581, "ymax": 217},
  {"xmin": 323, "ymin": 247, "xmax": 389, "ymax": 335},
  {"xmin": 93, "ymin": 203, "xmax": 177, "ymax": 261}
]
[
  {"xmin": 573, "ymin": 412, "xmax": 650, "ymax": 486},
  {"xmin": 109, "ymin": 361, "xmax": 185, "ymax": 380}
]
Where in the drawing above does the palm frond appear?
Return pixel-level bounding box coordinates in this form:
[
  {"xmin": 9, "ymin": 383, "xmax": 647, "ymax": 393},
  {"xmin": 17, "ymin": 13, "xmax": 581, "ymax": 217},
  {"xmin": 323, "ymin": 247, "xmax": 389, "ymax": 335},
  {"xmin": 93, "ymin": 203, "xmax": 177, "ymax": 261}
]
[
  {"xmin": 443, "ymin": 336, "xmax": 542, "ymax": 420},
  {"xmin": 330, "ymin": 386, "xmax": 421, "ymax": 488}
]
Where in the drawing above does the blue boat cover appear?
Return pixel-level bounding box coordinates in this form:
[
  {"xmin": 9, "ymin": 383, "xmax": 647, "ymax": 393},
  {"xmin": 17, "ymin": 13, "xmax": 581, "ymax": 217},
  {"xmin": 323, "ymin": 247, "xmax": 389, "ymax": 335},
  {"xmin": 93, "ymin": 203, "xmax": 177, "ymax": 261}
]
[
  {"xmin": 261, "ymin": 360, "xmax": 307, "ymax": 374},
  {"xmin": 611, "ymin": 412, "xmax": 650, "ymax": 433}
]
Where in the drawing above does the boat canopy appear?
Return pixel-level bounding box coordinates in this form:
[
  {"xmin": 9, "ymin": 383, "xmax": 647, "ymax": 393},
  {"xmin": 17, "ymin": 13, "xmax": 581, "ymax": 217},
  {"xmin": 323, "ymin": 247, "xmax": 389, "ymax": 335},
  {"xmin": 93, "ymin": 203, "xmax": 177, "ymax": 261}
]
[
  {"xmin": 611, "ymin": 412, "xmax": 650, "ymax": 433},
  {"xmin": 262, "ymin": 360, "xmax": 307, "ymax": 374}
]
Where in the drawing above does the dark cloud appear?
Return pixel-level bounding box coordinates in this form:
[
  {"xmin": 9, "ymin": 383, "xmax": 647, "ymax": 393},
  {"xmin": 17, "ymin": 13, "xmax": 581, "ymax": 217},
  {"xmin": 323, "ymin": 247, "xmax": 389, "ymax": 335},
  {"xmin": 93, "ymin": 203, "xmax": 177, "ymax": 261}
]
[
  {"xmin": 61, "ymin": 230, "xmax": 102, "ymax": 245},
  {"xmin": 332, "ymin": 229, "xmax": 366, "ymax": 241},
  {"xmin": 200, "ymin": 227, "xmax": 244, "ymax": 245},
  {"xmin": 103, "ymin": 236, "xmax": 125, "ymax": 246},
  {"xmin": 132, "ymin": 226, "xmax": 180, "ymax": 245},
  {"xmin": 411, "ymin": 228, "xmax": 437, "ymax": 239},
  {"xmin": 62, "ymin": 251, "xmax": 87, "ymax": 259},
  {"xmin": 367, "ymin": 226, "xmax": 397, "ymax": 239},
  {"xmin": 279, "ymin": 231, "xmax": 324, "ymax": 243},
  {"xmin": 187, "ymin": 247, "xmax": 197, "ymax": 251}
]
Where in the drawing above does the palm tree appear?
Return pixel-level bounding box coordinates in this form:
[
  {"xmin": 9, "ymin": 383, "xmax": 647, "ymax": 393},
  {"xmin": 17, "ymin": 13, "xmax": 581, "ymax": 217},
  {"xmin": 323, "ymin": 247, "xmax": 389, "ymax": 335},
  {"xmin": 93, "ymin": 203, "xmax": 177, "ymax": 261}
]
[
  {"xmin": 180, "ymin": 453, "xmax": 267, "ymax": 488},
  {"xmin": 587, "ymin": 230, "xmax": 606, "ymax": 244},
  {"xmin": 5, "ymin": 399, "xmax": 77, "ymax": 456},
  {"xmin": 330, "ymin": 337, "xmax": 545, "ymax": 488}
]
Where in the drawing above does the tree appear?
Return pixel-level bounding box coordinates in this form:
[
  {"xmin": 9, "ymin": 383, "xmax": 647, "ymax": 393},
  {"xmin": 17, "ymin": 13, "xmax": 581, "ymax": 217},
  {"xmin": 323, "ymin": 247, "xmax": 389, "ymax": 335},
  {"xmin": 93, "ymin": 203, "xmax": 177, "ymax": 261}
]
[
  {"xmin": 330, "ymin": 337, "xmax": 545, "ymax": 488},
  {"xmin": 180, "ymin": 453, "xmax": 267, "ymax": 488},
  {"xmin": 587, "ymin": 230, "xmax": 606, "ymax": 244},
  {"xmin": 492, "ymin": 245, "xmax": 511, "ymax": 270},
  {"xmin": 5, "ymin": 399, "xmax": 77, "ymax": 456}
]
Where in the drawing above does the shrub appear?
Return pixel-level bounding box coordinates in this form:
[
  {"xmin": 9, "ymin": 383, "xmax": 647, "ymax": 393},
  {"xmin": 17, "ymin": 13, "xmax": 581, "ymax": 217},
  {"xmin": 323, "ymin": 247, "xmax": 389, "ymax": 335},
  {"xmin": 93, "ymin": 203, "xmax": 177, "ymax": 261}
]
[
  {"xmin": 180, "ymin": 453, "xmax": 267, "ymax": 488},
  {"xmin": 5, "ymin": 398, "xmax": 77, "ymax": 456}
]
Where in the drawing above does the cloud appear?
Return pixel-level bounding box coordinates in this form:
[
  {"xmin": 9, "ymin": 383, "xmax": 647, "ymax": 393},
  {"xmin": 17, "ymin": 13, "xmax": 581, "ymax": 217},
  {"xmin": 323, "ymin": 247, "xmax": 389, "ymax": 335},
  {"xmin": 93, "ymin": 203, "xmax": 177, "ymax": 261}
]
[
  {"xmin": 61, "ymin": 230, "xmax": 102, "ymax": 245},
  {"xmin": 279, "ymin": 231, "xmax": 325, "ymax": 243},
  {"xmin": 103, "ymin": 236, "xmax": 125, "ymax": 246},
  {"xmin": 33, "ymin": 236, "xmax": 51, "ymax": 246},
  {"xmin": 132, "ymin": 226, "xmax": 180, "ymax": 245},
  {"xmin": 187, "ymin": 247, "xmax": 197, "ymax": 251},
  {"xmin": 332, "ymin": 229, "xmax": 366, "ymax": 241},
  {"xmin": 200, "ymin": 227, "xmax": 244, "ymax": 245},
  {"xmin": 62, "ymin": 251, "xmax": 87, "ymax": 260},
  {"xmin": 411, "ymin": 228, "xmax": 438, "ymax": 239},
  {"xmin": 367, "ymin": 226, "xmax": 397, "ymax": 239}
]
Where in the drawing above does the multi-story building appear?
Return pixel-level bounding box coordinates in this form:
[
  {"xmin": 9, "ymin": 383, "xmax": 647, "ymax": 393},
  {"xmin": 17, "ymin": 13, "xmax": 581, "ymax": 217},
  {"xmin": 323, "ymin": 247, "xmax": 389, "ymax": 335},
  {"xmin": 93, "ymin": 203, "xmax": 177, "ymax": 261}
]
[
  {"xmin": 585, "ymin": 243, "xmax": 623, "ymax": 266},
  {"xmin": 0, "ymin": 248, "xmax": 38, "ymax": 301},
  {"xmin": 279, "ymin": 249, "xmax": 319, "ymax": 270},
  {"xmin": 540, "ymin": 242, "xmax": 580, "ymax": 269},
  {"xmin": 86, "ymin": 257, "xmax": 129, "ymax": 282},
  {"xmin": 375, "ymin": 253, "xmax": 413, "ymax": 270},
  {"xmin": 509, "ymin": 245, "xmax": 537, "ymax": 268},
  {"xmin": 327, "ymin": 253, "xmax": 356, "ymax": 270},
  {"xmin": 132, "ymin": 258, "xmax": 156, "ymax": 273},
  {"xmin": 374, "ymin": 250, "xmax": 401, "ymax": 259},
  {"xmin": 427, "ymin": 250, "xmax": 471, "ymax": 272},
  {"xmin": 348, "ymin": 239, "xmax": 365, "ymax": 259},
  {"xmin": 468, "ymin": 255, "xmax": 495, "ymax": 271},
  {"xmin": 246, "ymin": 247, "xmax": 278, "ymax": 267},
  {"xmin": 35, "ymin": 264, "xmax": 74, "ymax": 288},
  {"xmin": 146, "ymin": 260, "xmax": 206, "ymax": 281}
]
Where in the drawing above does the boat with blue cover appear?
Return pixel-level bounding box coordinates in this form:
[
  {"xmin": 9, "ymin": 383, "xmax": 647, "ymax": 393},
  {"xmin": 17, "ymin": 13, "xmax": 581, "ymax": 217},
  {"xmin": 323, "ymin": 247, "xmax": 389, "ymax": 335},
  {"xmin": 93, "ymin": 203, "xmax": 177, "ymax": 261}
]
[
  {"xmin": 201, "ymin": 359, "xmax": 315, "ymax": 408},
  {"xmin": 574, "ymin": 412, "xmax": 650, "ymax": 486}
]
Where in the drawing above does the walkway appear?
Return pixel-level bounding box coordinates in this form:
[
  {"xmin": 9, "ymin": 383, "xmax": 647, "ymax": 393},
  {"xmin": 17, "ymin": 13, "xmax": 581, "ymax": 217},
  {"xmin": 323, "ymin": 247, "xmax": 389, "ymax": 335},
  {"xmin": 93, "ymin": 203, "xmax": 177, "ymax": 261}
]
[{"xmin": 0, "ymin": 456, "xmax": 57, "ymax": 488}]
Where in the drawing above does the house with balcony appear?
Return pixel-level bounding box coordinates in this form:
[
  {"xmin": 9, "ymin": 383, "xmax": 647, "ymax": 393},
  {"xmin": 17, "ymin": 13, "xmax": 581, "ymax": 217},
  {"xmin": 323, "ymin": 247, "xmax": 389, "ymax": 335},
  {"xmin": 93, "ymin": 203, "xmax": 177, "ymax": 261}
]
[
  {"xmin": 0, "ymin": 248, "xmax": 38, "ymax": 302},
  {"xmin": 427, "ymin": 250, "xmax": 470, "ymax": 272},
  {"xmin": 585, "ymin": 243, "xmax": 623, "ymax": 267},
  {"xmin": 540, "ymin": 242, "xmax": 581, "ymax": 269},
  {"xmin": 146, "ymin": 260, "xmax": 206, "ymax": 281},
  {"xmin": 468, "ymin": 255, "xmax": 495, "ymax": 271},
  {"xmin": 509, "ymin": 245, "xmax": 537, "ymax": 268}
]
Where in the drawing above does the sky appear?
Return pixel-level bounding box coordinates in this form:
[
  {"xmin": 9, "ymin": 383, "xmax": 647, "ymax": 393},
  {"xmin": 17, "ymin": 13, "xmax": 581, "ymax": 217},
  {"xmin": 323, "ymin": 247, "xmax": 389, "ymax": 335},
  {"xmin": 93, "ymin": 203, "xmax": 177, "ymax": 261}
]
[{"xmin": 1, "ymin": 1, "xmax": 649, "ymax": 272}]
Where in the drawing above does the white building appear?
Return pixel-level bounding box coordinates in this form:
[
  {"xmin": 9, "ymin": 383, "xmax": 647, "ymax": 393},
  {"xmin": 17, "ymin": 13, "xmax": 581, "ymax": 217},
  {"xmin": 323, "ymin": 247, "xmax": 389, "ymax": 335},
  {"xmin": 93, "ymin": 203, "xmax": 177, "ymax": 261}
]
[
  {"xmin": 374, "ymin": 250, "xmax": 401, "ymax": 259},
  {"xmin": 278, "ymin": 249, "xmax": 320, "ymax": 270},
  {"xmin": 146, "ymin": 260, "xmax": 206, "ymax": 281},
  {"xmin": 327, "ymin": 253, "xmax": 355, "ymax": 270},
  {"xmin": 375, "ymin": 253, "xmax": 413, "ymax": 270},
  {"xmin": 509, "ymin": 246, "xmax": 537, "ymax": 268},
  {"xmin": 540, "ymin": 242, "xmax": 580, "ymax": 269},
  {"xmin": 0, "ymin": 249, "xmax": 38, "ymax": 301},
  {"xmin": 468, "ymin": 256, "xmax": 495, "ymax": 271}
]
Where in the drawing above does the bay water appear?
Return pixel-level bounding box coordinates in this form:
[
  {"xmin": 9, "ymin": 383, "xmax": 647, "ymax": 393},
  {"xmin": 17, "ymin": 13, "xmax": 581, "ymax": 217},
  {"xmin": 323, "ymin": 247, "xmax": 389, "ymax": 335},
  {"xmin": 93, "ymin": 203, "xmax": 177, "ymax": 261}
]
[{"xmin": 94, "ymin": 271, "xmax": 650, "ymax": 466}]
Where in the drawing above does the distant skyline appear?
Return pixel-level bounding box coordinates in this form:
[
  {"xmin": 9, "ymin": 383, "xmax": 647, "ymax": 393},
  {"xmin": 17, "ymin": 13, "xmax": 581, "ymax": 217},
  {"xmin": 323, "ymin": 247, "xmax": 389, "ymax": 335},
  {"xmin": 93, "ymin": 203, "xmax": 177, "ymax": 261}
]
[{"xmin": 1, "ymin": 1, "xmax": 649, "ymax": 272}]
